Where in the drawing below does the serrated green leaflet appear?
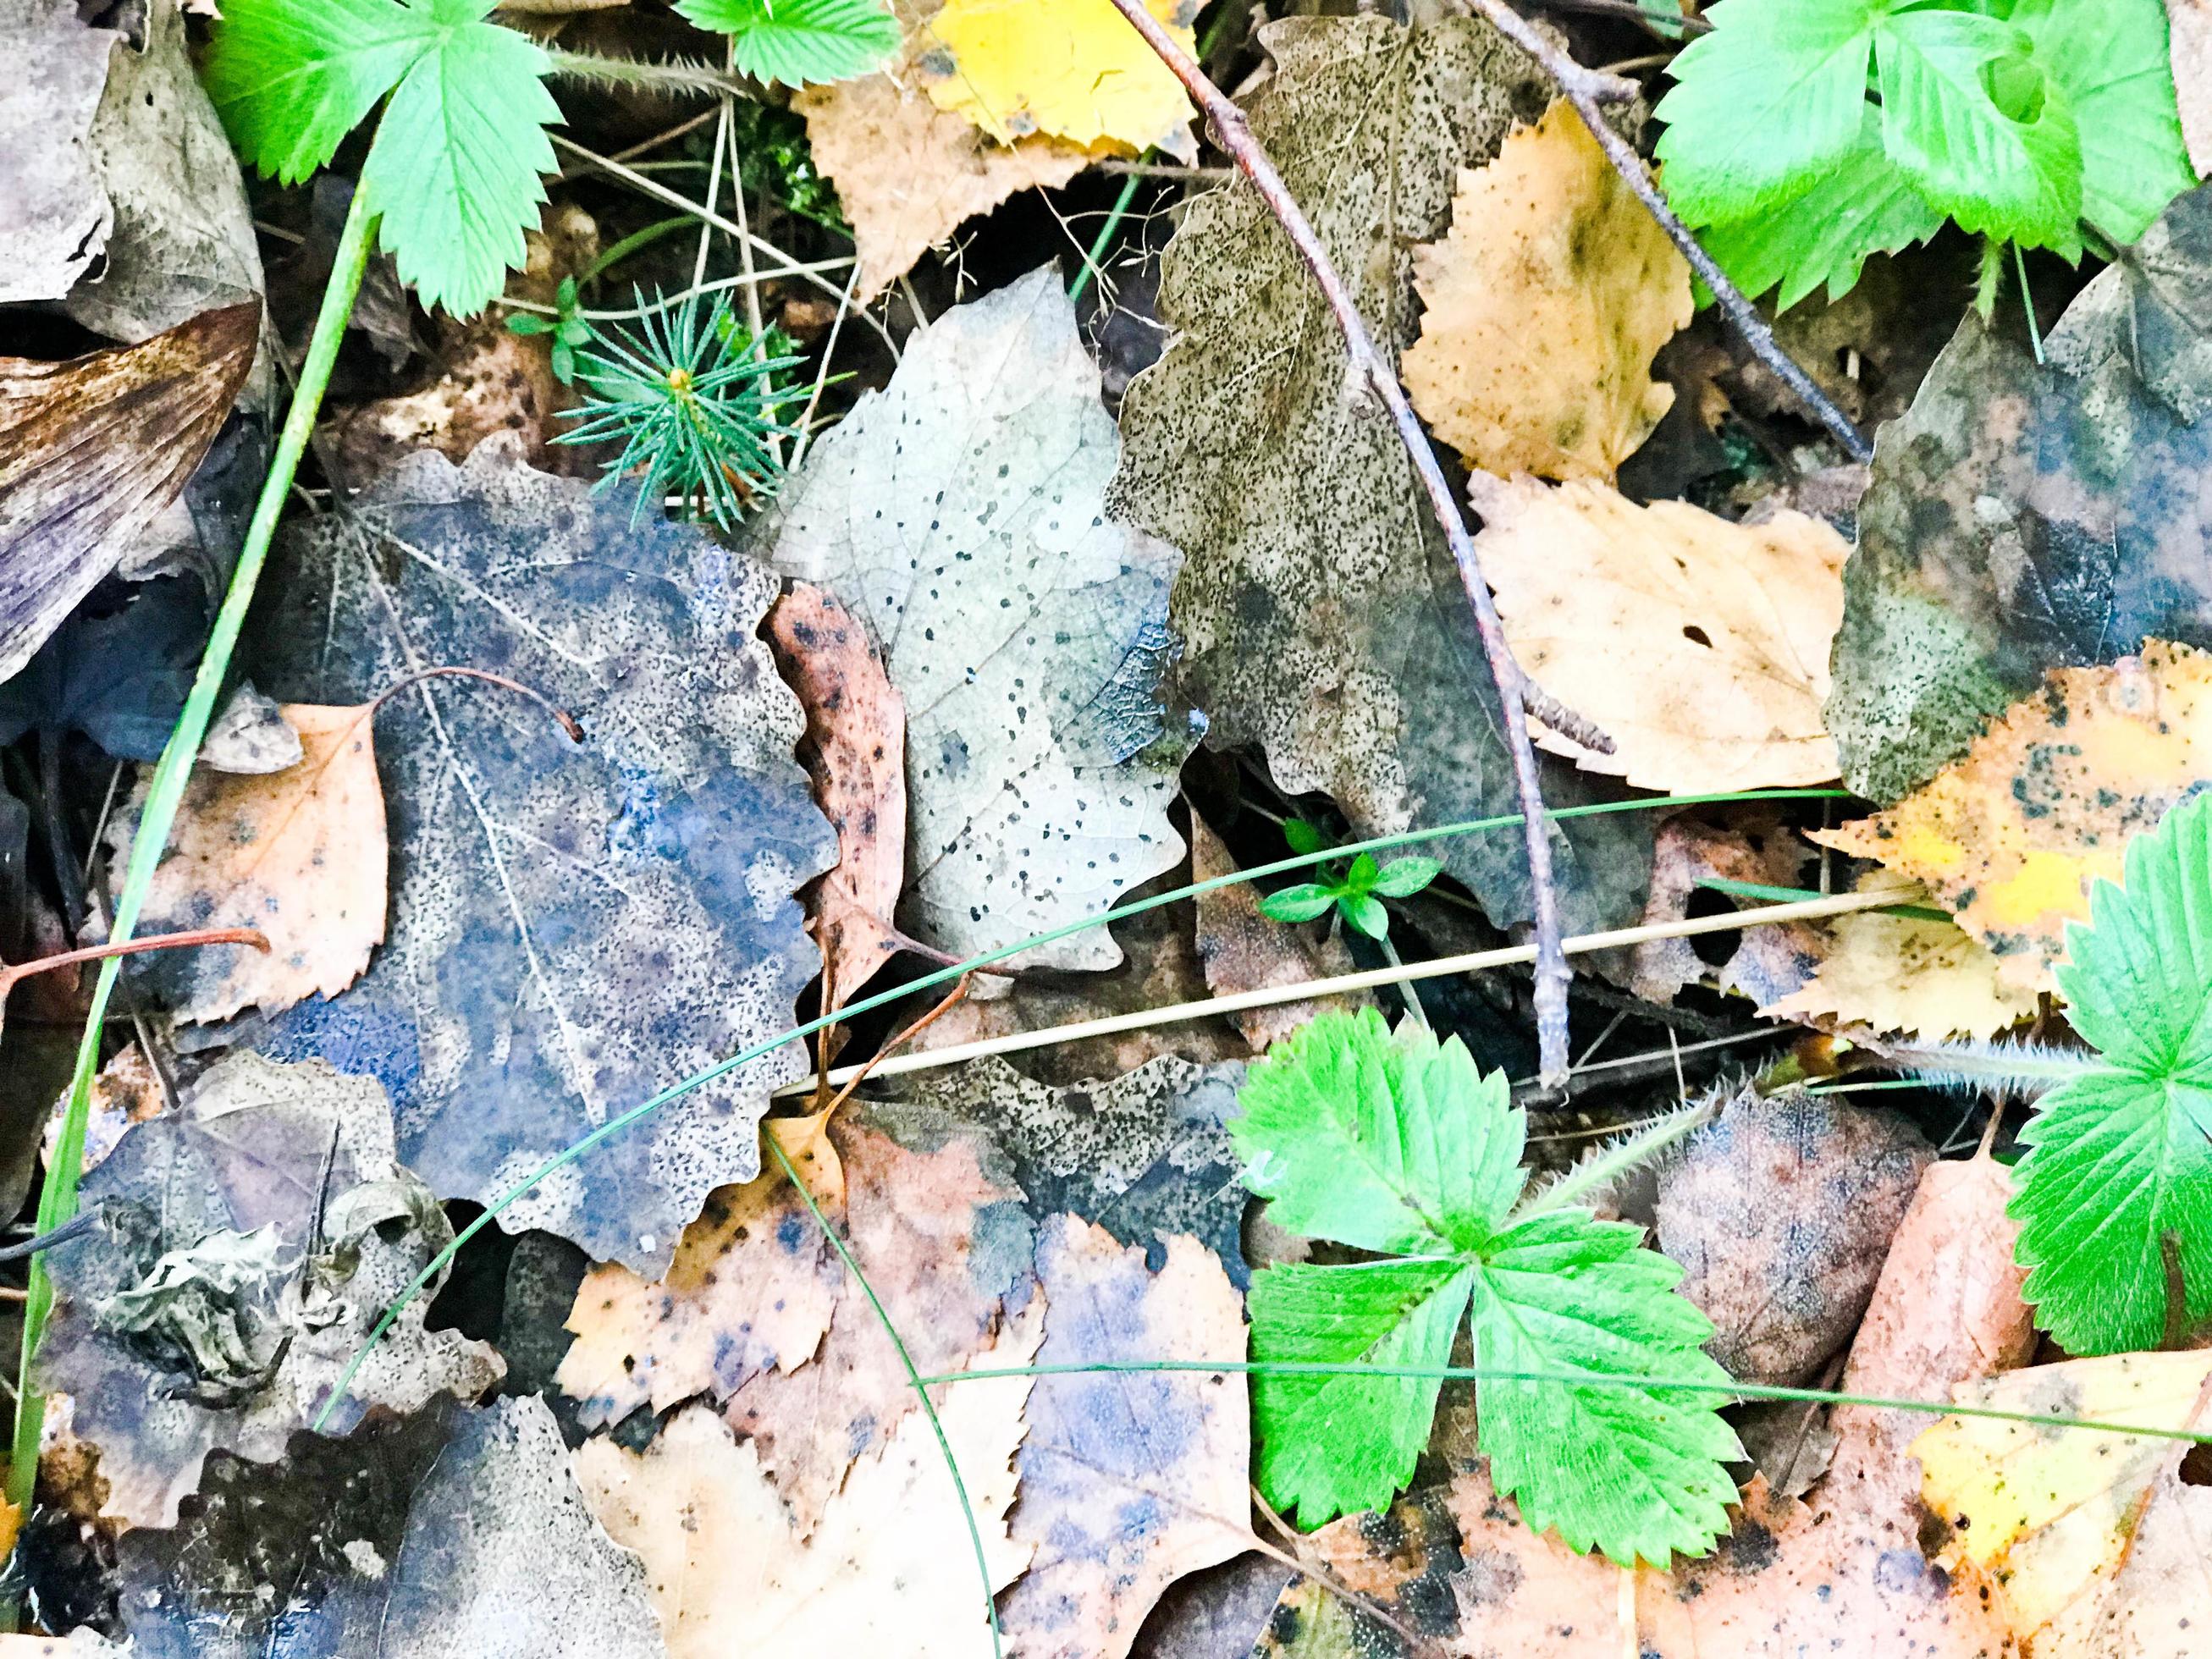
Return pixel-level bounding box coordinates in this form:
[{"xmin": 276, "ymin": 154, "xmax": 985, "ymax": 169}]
[
  {"xmin": 2013, "ymin": 791, "xmax": 2212, "ymax": 1354},
  {"xmin": 1233, "ymin": 1010, "xmax": 1740, "ymax": 1563},
  {"xmin": 202, "ymin": 0, "xmax": 432, "ymax": 184},
  {"xmin": 678, "ymin": 0, "xmax": 901, "ymax": 87}
]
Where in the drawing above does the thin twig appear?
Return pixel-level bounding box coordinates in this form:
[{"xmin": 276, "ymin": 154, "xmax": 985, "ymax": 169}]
[
  {"xmin": 367, "ymin": 666, "xmax": 584, "ymax": 742},
  {"xmin": 1458, "ymin": 0, "xmax": 1873, "ymax": 462},
  {"xmin": 1249, "ymin": 1484, "xmax": 1441, "ymax": 1656},
  {"xmin": 0, "ymin": 927, "xmax": 271, "ymax": 999},
  {"xmin": 1100, "ymin": 0, "xmax": 1607, "ymax": 1082},
  {"xmin": 1531, "ymin": 0, "xmax": 1712, "ymax": 36},
  {"xmin": 824, "ymin": 975, "xmax": 974, "ymax": 1117}
]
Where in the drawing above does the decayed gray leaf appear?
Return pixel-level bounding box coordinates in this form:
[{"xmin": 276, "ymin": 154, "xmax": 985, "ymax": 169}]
[
  {"xmin": 240, "ymin": 436, "xmax": 834, "ymax": 1271},
  {"xmin": 1828, "ymin": 181, "xmax": 2212, "ymax": 802},
  {"xmin": 0, "ymin": 0, "xmax": 114, "ymax": 304},
  {"xmin": 116, "ymin": 1396, "xmax": 668, "ymax": 1659},
  {"xmin": 768, "ymin": 266, "xmax": 1188, "ymax": 972},
  {"xmin": 37, "ymin": 1054, "xmax": 504, "ymax": 1528},
  {"xmin": 1109, "ymin": 15, "xmax": 1651, "ymax": 934}
]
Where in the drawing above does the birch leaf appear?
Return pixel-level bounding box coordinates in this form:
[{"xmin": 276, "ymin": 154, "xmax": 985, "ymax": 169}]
[{"xmin": 918, "ymin": 0, "xmax": 1197, "ymax": 159}]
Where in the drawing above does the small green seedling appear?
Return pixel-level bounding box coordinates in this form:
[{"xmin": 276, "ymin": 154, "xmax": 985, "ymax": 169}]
[
  {"xmin": 1259, "ymin": 819, "xmax": 1442, "ymax": 941},
  {"xmin": 505, "ymin": 275, "xmax": 593, "ymax": 384},
  {"xmin": 1233, "ymin": 1009, "xmax": 1740, "ymax": 1563},
  {"xmin": 1654, "ymin": 0, "xmax": 2193, "ymax": 310}
]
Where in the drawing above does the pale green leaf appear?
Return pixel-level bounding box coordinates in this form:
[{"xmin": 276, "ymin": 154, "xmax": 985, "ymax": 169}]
[
  {"xmin": 203, "ymin": 0, "xmax": 436, "ymax": 184},
  {"xmin": 1370, "ymin": 856, "xmax": 1442, "ymax": 898},
  {"xmin": 1258, "ymin": 884, "xmax": 1338, "ymax": 924},
  {"xmin": 678, "ymin": 0, "xmax": 900, "ymax": 87},
  {"xmin": 1247, "ymin": 1259, "xmax": 1475, "ymax": 1529},
  {"xmin": 1341, "ymin": 892, "xmax": 1390, "ymax": 940}
]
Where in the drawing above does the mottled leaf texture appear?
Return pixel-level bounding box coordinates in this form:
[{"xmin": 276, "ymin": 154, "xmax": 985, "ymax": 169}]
[
  {"xmin": 2012, "ymin": 791, "xmax": 2212, "ymax": 1354},
  {"xmin": 1110, "ymin": 15, "xmax": 1652, "ymax": 934},
  {"xmin": 1235, "ymin": 1011, "xmax": 1737, "ymax": 1562},
  {"xmin": 769, "ymin": 266, "xmax": 1185, "ymax": 970},
  {"xmin": 0, "ymin": 304, "xmax": 258, "ymax": 686},
  {"xmin": 116, "ymin": 1397, "xmax": 666, "ymax": 1659},
  {"xmin": 242, "ymin": 437, "xmax": 834, "ymax": 1273},
  {"xmin": 36, "ymin": 1055, "xmax": 503, "ymax": 1527},
  {"xmin": 1829, "ymin": 181, "xmax": 2212, "ymax": 803}
]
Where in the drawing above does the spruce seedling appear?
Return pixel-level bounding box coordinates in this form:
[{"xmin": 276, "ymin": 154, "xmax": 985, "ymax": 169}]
[{"xmin": 1233, "ymin": 1009, "xmax": 1741, "ymax": 1563}]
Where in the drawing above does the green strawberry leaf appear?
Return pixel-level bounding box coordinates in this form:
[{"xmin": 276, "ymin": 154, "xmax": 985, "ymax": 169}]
[
  {"xmin": 1874, "ymin": 7, "xmax": 2081, "ymax": 245},
  {"xmin": 678, "ymin": 0, "xmax": 901, "ymax": 87},
  {"xmin": 1652, "ymin": 0, "xmax": 1884, "ymax": 223},
  {"xmin": 203, "ymin": 0, "xmax": 438, "ymax": 185},
  {"xmin": 1235, "ymin": 1011, "xmax": 1738, "ymax": 1562},
  {"xmin": 1258, "ymin": 884, "xmax": 1338, "ymax": 925},
  {"xmin": 2012, "ymin": 790, "xmax": 2212, "ymax": 1353},
  {"xmin": 1371, "ymin": 855, "xmax": 1443, "ymax": 899}
]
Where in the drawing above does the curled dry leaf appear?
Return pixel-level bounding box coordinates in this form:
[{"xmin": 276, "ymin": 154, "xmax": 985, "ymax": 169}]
[
  {"xmin": 770, "ymin": 266, "xmax": 1185, "ymax": 973},
  {"xmin": 1817, "ymin": 640, "xmax": 2212, "ymax": 993},
  {"xmin": 242, "ymin": 438, "xmax": 833, "ymax": 1272},
  {"xmin": 917, "ymin": 0, "xmax": 1198, "ymax": 159},
  {"xmin": 1189, "ymin": 813, "xmax": 1368, "ymax": 1050},
  {"xmin": 1405, "ymin": 99, "xmax": 1691, "ymax": 482},
  {"xmin": 767, "ymin": 582, "xmax": 907, "ymax": 1007},
  {"xmin": 1917, "ymin": 1348, "xmax": 2212, "ymax": 1653},
  {"xmin": 113, "ymin": 703, "xmax": 386, "ymax": 1025},
  {"xmin": 0, "ymin": 302, "xmax": 258, "ymax": 685},
  {"xmin": 1762, "ymin": 872, "xmax": 2038, "ymax": 1040},
  {"xmin": 1112, "ymin": 12, "xmax": 1653, "ymax": 936},
  {"xmin": 116, "ymin": 1397, "xmax": 666, "ymax": 1659},
  {"xmin": 795, "ymin": 0, "xmax": 1090, "ymax": 303},
  {"xmin": 576, "ymin": 1314, "xmax": 1040, "ymax": 1659},
  {"xmin": 36, "ymin": 1054, "xmax": 503, "ymax": 1528},
  {"xmin": 1471, "ymin": 472, "xmax": 1849, "ymax": 793}
]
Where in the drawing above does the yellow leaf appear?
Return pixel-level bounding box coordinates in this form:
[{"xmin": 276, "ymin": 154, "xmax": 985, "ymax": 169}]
[
  {"xmin": 1405, "ymin": 100, "xmax": 1691, "ymax": 481},
  {"xmin": 1471, "ymin": 473, "xmax": 1848, "ymax": 793},
  {"xmin": 919, "ymin": 0, "xmax": 1199, "ymax": 159},
  {"xmin": 1818, "ymin": 640, "xmax": 2212, "ymax": 992},
  {"xmin": 1914, "ymin": 1348, "xmax": 2212, "ymax": 1648},
  {"xmin": 1762, "ymin": 874, "xmax": 2038, "ymax": 1040}
]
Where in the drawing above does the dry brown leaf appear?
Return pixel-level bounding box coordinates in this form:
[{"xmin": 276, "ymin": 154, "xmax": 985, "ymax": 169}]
[
  {"xmin": 326, "ymin": 325, "xmax": 572, "ymax": 477},
  {"xmin": 1471, "ymin": 472, "xmax": 1849, "ymax": 792},
  {"xmin": 0, "ymin": 302, "xmax": 258, "ymax": 684},
  {"xmin": 576, "ymin": 1311, "xmax": 1041, "ymax": 1658},
  {"xmin": 1189, "ymin": 813, "xmax": 1365, "ymax": 1050},
  {"xmin": 1762, "ymin": 872, "xmax": 2038, "ymax": 1039},
  {"xmin": 558, "ymin": 1111, "xmax": 844, "ymax": 1429},
  {"xmin": 113, "ymin": 703, "xmax": 386, "ymax": 1024},
  {"xmin": 1917, "ymin": 1348, "xmax": 2212, "ymax": 1653},
  {"xmin": 795, "ymin": 0, "xmax": 1093, "ymax": 303},
  {"xmin": 1405, "ymin": 99, "xmax": 1691, "ymax": 482},
  {"xmin": 1623, "ymin": 811, "xmax": 1825, "ymax": 1006},
  {"xmin": 767, "ymin": 583, "xmax": 907, "ymax": 1008},
  {"xmin": 41, "ymin": 1042, "xmax": 164, "ymax": 1177},
  {"xmin": 1816, "ymin": 639, "xmax": 2212, "ymax": 992},
  {"xmin": 2169, "ymin": 1, "xmax": 2212, "ymax": 174},
  {"xmin": 1001, "ymin": 1217, "xmax": 1249, "ymax": 1659}
]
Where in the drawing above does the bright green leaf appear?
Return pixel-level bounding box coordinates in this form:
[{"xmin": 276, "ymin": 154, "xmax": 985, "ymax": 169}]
[
  {"xmin": 678, "ymin": 0, "xmax": 901, "ymax": 87},
  {"xmin": 1371, "ymin": 855, "xmax": 1443, "ymax": 899},
  {"xmin": 1257, "ymin": 885, "xmax": 1338, "ymax": 924},
  {"xmin": 1875, "ymin": 7, "xmax": 2081, "ymax": 244},
  {"xmin": 2012, "ymin": 791, "xmax": 2212, "ymax": 1353},
  {"xmin": 203, "ymin": 0, "xmax": 436, "ymax": 185},
  {"xmin": 1248, "ymin": 1259, "xmax": 1475, "ymax": 1528},
  {"xmin": 1652, "ymin": 0, "xmax": 1884, "ymax": 222},
  {"xmin": 1341, "ymin": 852, "xmax": 1382, "ymax": 894},
  {"xmin": 1340, "ymin": 892, "xmax": 1391, "ymax": 940},
  {"xmin": 1282, "ymin": 818, "xmax": 1329, "ymax": 858}
]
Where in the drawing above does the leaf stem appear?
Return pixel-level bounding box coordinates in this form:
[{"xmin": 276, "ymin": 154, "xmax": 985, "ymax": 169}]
[{"xmin": 5, "ymin": 179, "xmax": 382, "ymax": 1522}]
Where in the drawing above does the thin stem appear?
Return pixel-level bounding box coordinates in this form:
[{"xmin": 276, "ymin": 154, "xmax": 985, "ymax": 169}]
[
  {"xmin": 2014, "ymin": 241, "xmax": 2046, "ymax": 366},
  {"xmin": 367, "ymin": 666, "xmax": 583, "ymax": 742},
  {"xmin": 1695, "ymin": 875, "xmax": 1949, "ymax": 922},
  {"xmin": 542, "ymin": 47, "xmax": 751, "ymax": 101},
  {"xmin": 582, "ymin": 215, "xmax": 697, "ymax": 288},
  {"xmin": 1070, "ymin": 172, "xmax": 1145, "ymax": 305},
  {"xmin": 1100, "ymin": 0, "xmax": 1602, "ymax": 1082},
  {"xmin": 0, "ymin": 926, "xmax": 269, "ymax": 998},
  {"xmin": 8, "ymin": 179, "xmax": 382, "ymax": 1518},
  {"xmin": 1456, "ymin": 0, "xmax": 1873, "ymax": 463}
]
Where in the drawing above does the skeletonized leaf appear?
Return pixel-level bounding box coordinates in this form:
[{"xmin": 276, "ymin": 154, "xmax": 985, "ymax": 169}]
[{"xmin": 769, "ymin": 266, "xmax": 1185, "ymax": 972}]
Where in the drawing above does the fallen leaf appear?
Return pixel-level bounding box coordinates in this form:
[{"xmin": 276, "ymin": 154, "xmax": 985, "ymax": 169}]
[
  {"xmin": 199, "ymin": 682, "xmax": 303, "ymax": 774},
  {"xmin": 1762, "ymin": 872, "xmax": 2038, "ymax": 1040},
  {"xmin": 111, "ymin": 703, "xmax": 385, "ymax": 1024},
  {"xmin": 1624, "ymin": 810, "xmax": 1826, "ymax": 1006},
  {"xmin": 41, "ymin": 1041, "xmax": 165, "ymax": 1177},
  {"xmin": 1470, "ymin": 472, "xmax": 1849, "ymax": 793},
  {"xmin": 918, "ymin": 0, "xmax": 1197, "ymax": 159},
  {"xmin": 115, "ymin": 1396, "xmax": 666, "ymax": 1659},
  {"xmin": 2172, "ymin": 1, "xmax": 2212, "ymax": 174},
  {"xmin": 1828, "ymin": 181, "xmax": 2212, "ymax": 803},
  {"xmin": 1189, "ymin": 813, "xmax": 1368, "ymax": 1050},
  {"xmin": 1001, "ymin": 1216, "xmax": 1249, "ymax": 1659},
  {"xmin": 1405, "ymin": 99, "xmax": 1690, "ymax": 481},
  {"xmin": 558, "ymin": 1111, "xmax": 845, "ymax": 1430},
  {"xmin": 327, "ymin": 325, "xmax": 572, "ymax": 477},
  {"xmin": 1816, "ymin": 640, "xmax": 2212, "ymax": 992},
  {"xmin": 36, "ymin": 1054, "xmax": 504, "ymax": 1527},
  {"xmin": 1111, "ymin": 13, "xmax": 1655, "ymax": 936},
  {"xmin": 767, "ymin": 582, "xmax": 907, "ymax": 1007},
  {"xmin": 769, "ymin": 265, "xmax": 1186, "ymax": 972},
  {"xmin": 0, "ymin": 0, "xmax": 116, "ymax": 303},
  {"xmin": 0, "ymin": 303, "xmax": 258, "ymax": 685},
  {"xmin": 1656, "ymin": 1087, "xmax": 1933, "ymax": 1386},
  {"xmin": 0, "ymin": 576, "xmax": 213, "ymax": 763},
  {"xmin": 577, "ymin": 1314, "xmax": 1040, "ymax": 1658},
  {"xmin": 1916, "ymin": 1348, "xmax": 2212, "ymax": 1651},
  {"xmin": 240, "ymin": 436, "xmax": 835, "ymax": 1271},
  {"xmin": 795, "ymin": 0, "xmax": 1091, "ymax": 302}
]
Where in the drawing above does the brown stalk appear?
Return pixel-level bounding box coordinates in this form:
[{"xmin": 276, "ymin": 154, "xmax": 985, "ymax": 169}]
[
  {"xmin": 0, "ymin": 926, "xmax": 269, "ymax": 1001},
  {"xmin": 1100, "ymin": 0, "xmax": 1604, "ymax": 1081}
]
